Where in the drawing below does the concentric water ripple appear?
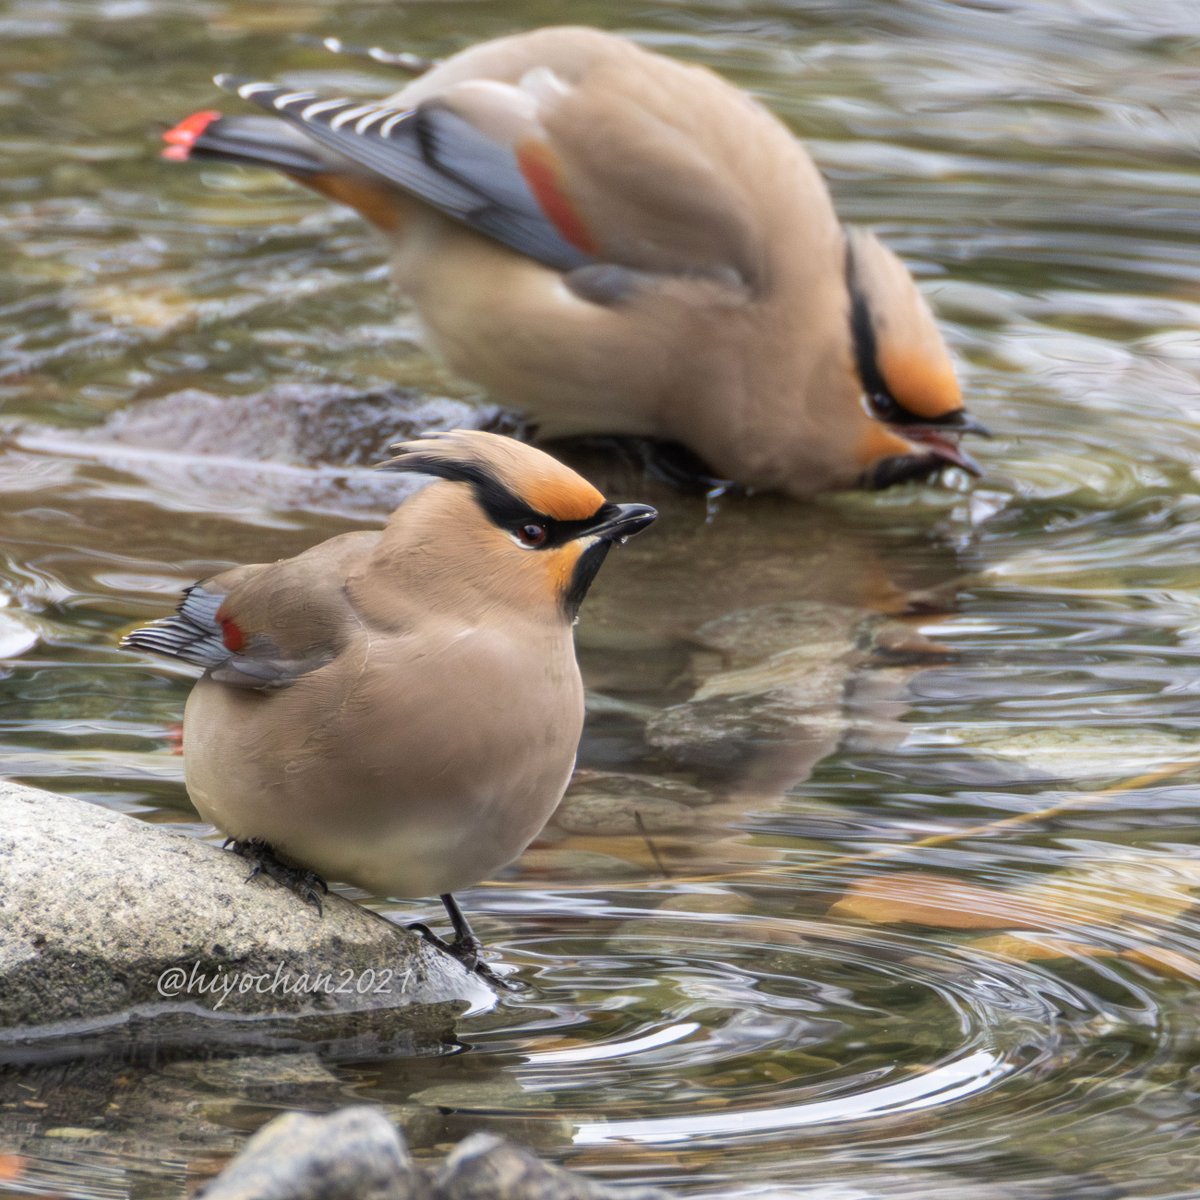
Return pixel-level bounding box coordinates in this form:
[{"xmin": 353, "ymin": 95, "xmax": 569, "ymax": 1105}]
[{"xmin": 339, "ymin": 891, "xmax": 1186, "ymax": 1194}]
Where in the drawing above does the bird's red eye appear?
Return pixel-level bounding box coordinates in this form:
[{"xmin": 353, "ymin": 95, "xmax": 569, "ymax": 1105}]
[{"xmin": 516, "ymin": 523, "xmax": 548, "ymax": 547}]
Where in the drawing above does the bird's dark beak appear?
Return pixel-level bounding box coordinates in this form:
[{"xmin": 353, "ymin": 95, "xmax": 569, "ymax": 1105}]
[
  {"xmin": 586, "ymin": 502, "xmax": 658, "ymax": 543},
  {"xmin": 929, "ymin": 408, "xmax": 991, "ymax": 438},
  {"xmin": 893, "ymin": 427, "xmax": 983, "ymax": 477},
  {"xmin": 564, "ymin": 502, "xmax": 658, "ymax": 619},
  {"xmin": 882, "ymin": 408, "xmax": 990, "ymax": 478}
]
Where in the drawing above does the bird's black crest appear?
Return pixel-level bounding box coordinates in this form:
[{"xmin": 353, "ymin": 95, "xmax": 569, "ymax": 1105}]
[{"xmin": 845, "ymin": 230, "xmax": 896, "ymax": 420}]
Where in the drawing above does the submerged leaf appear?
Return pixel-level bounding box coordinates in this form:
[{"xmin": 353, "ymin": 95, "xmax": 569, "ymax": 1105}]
[
  {"xmin": 968, "ymin": 933, "xmax": 1116, "ymax": 962},
  {"xmin": 829, "ymin": 873, "xmax": 1058, "ymax": 930},
  {"xmin": 0, "ymin": 1156, "xmax": 26, "ymax": 1182},
  {"xmin": 831, "ymin": 853, "xmax": 1200, "ymax": 958},
  {"xmin": 1119, "ymin": 944, "xmax": 1200, "ymax": 982}
]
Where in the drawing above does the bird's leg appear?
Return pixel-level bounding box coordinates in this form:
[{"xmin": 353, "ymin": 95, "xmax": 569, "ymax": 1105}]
[
  {"xmin": 407, "ymin": 894, "xmax": 522, "ymax": 990},
  {"xmin": 640, "ymin": 439, "xmax": 735, "ymax": 496},
  {"xmin": 226, "ymin": 837, "xmax": 328, "ymax": 916},
  {"xmin": 406, "ymin": 893, "xmax": 482, "ymax": 967},
  {"xmin": 441, "ymin": 892, "xmax": 484, "ymax": 967},
  {"xmin": 476, "ymin": 408, "xmax": 536, "ymax": 442},
  {"xmin": 542, "ymin": 434, "xmax": 735, "ymax": 497}
]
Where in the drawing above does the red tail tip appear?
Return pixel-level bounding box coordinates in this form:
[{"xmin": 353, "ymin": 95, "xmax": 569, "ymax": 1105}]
[{"xmin": 161, "ymin": 109, "xmax": 222, "ymax": 160}]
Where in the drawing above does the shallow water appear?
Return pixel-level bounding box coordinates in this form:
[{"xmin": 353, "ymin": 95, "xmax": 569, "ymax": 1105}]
[{"xmin": 3, "ymin": 0, "xmax": 1200, "ymax": 1196}]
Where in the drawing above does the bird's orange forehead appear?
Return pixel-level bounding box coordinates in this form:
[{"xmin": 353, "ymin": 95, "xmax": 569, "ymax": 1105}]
[
  {"xmin": 522, "ymin": 472, "xmax": 605, "ymax": 521},
  {"xmin": 878, "ymin": 347, "xmax": 962, "ymax": 419}
]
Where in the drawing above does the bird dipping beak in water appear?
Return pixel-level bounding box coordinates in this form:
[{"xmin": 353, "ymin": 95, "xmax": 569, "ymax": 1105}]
[{"xmin": 160, "ymin": 25, "xmax": 989, "ymax": 498}]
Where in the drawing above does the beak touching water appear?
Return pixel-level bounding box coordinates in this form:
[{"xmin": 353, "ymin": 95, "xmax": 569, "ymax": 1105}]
[{"xmin": 893, "ymin": 408, "xmax": 991, "ymax": 478}]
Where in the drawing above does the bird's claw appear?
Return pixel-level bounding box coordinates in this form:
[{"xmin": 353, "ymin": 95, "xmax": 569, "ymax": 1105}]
[
  {"xmin": 227, "ymin": 838, "xmax": 328, "ymax": 915},
  {"xmin": 406, "ymin": 921, "xmax": 524, "ymax": 991}
]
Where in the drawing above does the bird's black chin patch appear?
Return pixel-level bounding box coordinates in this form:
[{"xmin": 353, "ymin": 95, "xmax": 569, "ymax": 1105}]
[
  {"xmin": 862, "ymin": 453, "xmax": 950, "ymax": 490},
  {"xmin": 564, "ymin": 541, "xmax": 613, "ymax": 621}
]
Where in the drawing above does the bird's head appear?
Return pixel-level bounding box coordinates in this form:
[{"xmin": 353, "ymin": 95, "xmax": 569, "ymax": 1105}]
[
  {"xmin": 843, "ymin": 227, "xmax": 989, "ymax": 489},
  {"xmin": 379, "ymin": 430, "xmax": 656, "ymax": 620}
]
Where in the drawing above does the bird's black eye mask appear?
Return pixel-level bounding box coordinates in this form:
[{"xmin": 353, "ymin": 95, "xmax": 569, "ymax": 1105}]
[
  {"xmin": 381, "ymin": 451, "xmax": 611, "ymax": 548},
  {"xmin": 845, "ymin": 236, "xmax": 902, "ymax": 425},
  {"xmin": 845, "ymin": 236, "xmax": 966, "ymax": 430}
]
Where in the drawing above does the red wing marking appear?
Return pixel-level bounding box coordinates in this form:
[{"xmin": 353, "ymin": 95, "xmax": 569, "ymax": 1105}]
[
  {"xmin": 516, "ymin": 140, "xmax": 598, "ymax": 256},
  {"xmin": 218, "ymin": 614, "xmax": 245, "ymax": 652}
]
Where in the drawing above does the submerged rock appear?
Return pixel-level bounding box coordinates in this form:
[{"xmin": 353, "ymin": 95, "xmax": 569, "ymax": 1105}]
[
  {"xmin": 551, "ymin": 771, "xmax": 705, "ymax": 836},
  {"xmin": 197, "ymin": 1105, "xmax": 1087, "ymax": 1199},
  {"xmin": 6, "ymin": 383, "xmax": 508, "ymax": 521},
  {"xmin": 433, "ymin": 1133, "xmax": 668, "ymax": 1200},
  {"xmin": 0, "ymin": 780, "xmax": 492, "ymax": 1057},
  {"xmin": 646, "ymin": 601, "xmax": 864, "ymax": 790},
  {"xmin": 94, "ymin": 383, "xmax": 497, "ymax": 469}
]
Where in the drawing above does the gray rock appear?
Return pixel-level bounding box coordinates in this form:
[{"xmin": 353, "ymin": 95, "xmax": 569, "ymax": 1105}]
[
  {"xmin": 434, "ymin": 1133, "xmax": 670, "ymax": 1200},
  {"xmin": 199, "ymin": 1112, "xmax": 673, "ymax": 1200},
  {"xmin": 200, "ymin": 1106, "xmax": 422, "ymax": 1200},
  {"xmin": 515, "ymin": 846, "xmax": 644, "ymax": 880},
  {"xmin": 0, "ymin": 780, "xmax": 493, "ymax": 1056}
]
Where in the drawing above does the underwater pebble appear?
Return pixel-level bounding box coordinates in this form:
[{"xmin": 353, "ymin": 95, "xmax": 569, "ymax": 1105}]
[{"xmin": 552, "ymin": 791, "xmax": 695, "ymax": 837}]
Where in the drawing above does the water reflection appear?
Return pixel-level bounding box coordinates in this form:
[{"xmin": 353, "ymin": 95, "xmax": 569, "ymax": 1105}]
[{"xmin": 4, "ymin": 0, "xmax": 1200, "ymax": 1198}]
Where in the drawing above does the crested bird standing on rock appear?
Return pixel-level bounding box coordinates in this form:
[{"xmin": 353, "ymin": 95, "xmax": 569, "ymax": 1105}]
[
  {"xmin": 161, "ymin": 25, "xmax": 987, "ymax": 498},
  {"xmin": 122, "ymin": 431, "xmax": 656, "ymax": 979}
]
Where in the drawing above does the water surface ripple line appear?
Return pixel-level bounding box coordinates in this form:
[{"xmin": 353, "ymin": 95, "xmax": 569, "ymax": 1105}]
[{"xmin": 572, "ymin": 1049, "xmax": 1006, "ymax": 1145}]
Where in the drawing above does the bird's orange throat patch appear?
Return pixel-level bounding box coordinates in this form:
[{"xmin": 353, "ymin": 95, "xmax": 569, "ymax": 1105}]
[
  {"xmin": 547, "ymin": 541, "xmax": 586, "ymax": 602},
  {"xmin": 486, "ymin": 527, "xmax": 585, "ymax": 613},
  {"xmin": 857, "ymin": 421, "xmax": 921, "ymax": 467}
]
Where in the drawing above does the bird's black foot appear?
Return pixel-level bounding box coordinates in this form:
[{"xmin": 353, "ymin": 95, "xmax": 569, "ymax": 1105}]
[
  {"xmin": 476, "ymin": 408, "xmax": 536, "ymax": 442},
  {"xmin": 640, "ymin": 439, "xmax": 736, "ymax": 497},
  {"xmin": 406, "ymin": 921, "xmax": 480, "ymax": 968},
  {"xmin": 543, "ymin": 434, "xmax": 736, "ymax": 499},
  {"xmin": 225, "ymin": 838, "xmax": 328, "ymax": 915},
  {"xmin": 407, "ymin": 893, "xmax": 524, "ymax": 991},
  {"xmin": 407, "ymin": 923, "xmax": 524, "ymax": 992}
]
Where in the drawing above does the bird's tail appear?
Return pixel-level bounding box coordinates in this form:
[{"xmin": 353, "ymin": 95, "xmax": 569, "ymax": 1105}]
[
  {"xmin": 162, "ymin": 110, "xmax": 326, "ymax": 175},
  {"xmin": 295, "ymin": 34, "xmax": 435, "ymax": 75}
]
